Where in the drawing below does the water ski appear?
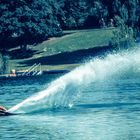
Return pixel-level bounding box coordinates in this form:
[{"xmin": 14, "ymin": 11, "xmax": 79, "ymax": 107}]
[
  {"xmin": 0, "ymin": 106, "xmax": 13, "ymax": 116},
  {"xmin": 0, "ymin": 110, "xmax": 12, "ymax": 116}
]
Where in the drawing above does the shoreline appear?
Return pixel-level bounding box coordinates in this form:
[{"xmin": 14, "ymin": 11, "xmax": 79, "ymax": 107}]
[{"xmin": 4, "ymin": 28, "xmax": 114, "ymax": 75}]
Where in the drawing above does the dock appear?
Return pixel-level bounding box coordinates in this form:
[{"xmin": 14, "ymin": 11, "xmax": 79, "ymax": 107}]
[{"xmin": 0, "ymin": 63, "xmax": 69, "ymax": 80}]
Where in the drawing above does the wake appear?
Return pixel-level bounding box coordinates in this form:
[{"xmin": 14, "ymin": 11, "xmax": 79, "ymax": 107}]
[{"xmin": 8, "ymin": 48, "xmax": 140, "ymax": 113}]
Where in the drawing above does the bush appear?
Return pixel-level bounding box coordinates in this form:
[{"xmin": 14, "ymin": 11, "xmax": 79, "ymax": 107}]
[{"xmin": 110, "ymin": 16, "xmax": 135, "ymax": 49}]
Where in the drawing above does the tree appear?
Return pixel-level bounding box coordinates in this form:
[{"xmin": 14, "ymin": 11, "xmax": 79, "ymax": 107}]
[
  {"xmin": 61, "ymin": 0, "xmax": 88, "ymax": 29},
  {"xmin": 119, "ymin": 4, "xmax": 128, "ymax": 24},
  {"xmin": 0, "ymin": 53, "xmax": 10, "ymax": 74},
  {"xmin": 0, "ymin": 0, "xmax": 62, "ymax": 53},
  {"xmin": 126, "ymin": 0, "xmax": 139, "ymax": 27},
  {"xmin": 85, "ymin": 0, "xmax": 108, "ymax": 28},
  {"xmin": 110, "ymin": 16, "xmax": 135, "ymax": 49},
  {"xmin": 111, "ymin": 0, "xmax": 140, "ymax": 37}
]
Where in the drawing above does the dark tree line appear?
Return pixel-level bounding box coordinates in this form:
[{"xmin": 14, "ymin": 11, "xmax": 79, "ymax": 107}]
[
  {"xmin": 60, "ymin": 0, "xmax": 140, "ymax": 31},
  {"xmin": 0, "ymin": 0, "xmax": 62, "ymax": 52},
  {"xmin": 0, "ymin": 0, "xmax": 140, "ymax": 52}
]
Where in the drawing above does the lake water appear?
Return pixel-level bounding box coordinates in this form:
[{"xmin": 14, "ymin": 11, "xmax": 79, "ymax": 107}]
[{"xmin": 0, "ymin": 49, "xmax": 140, "ymax": 140}]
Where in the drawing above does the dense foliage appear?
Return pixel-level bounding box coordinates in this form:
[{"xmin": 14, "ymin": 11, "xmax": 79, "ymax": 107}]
[
  {"xmin": 0, "ymin": 0, "xmax": 140, "ymax": 51},
  {"xmin": 60, "ymin": 0, "xmax": 140, "ymax": 31},
  {"xmin": 0, "ymin": 0, "xmax": 62, "ymax": 51}
]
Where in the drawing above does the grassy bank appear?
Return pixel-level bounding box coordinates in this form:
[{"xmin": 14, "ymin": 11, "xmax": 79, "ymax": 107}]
[{"xmin": 9, "ymin": 28, "xmax": 114, "ymax": 72}]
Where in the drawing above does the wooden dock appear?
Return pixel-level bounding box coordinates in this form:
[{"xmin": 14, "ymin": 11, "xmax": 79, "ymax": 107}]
[{"xmin": 0, "ymin": 69, "xmax": 69, "ymax": 80}]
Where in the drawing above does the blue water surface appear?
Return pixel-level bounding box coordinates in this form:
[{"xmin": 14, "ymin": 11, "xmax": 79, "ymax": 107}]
[{"xmin": 0, "ymin": 75, "xmax": 140, "ymax": 140}]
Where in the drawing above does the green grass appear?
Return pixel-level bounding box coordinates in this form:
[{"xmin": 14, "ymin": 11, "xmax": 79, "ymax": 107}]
[
  {"xmin": 33, "ymin": 28, "xmax": 114, "ymax": 58},
  {"xmin": 10, "ymin": 28, "xmax": 115, "ymax": 71}
]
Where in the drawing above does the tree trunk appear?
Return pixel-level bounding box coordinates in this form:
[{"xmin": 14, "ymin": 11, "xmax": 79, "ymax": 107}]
[{"xmin": 1, "ymin": 54, "xmax": 9, "ymax": 74}]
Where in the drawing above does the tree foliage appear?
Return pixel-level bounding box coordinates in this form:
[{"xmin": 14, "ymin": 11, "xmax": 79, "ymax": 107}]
[
  {"xmin": 110, "ymin": 16, "xmax": 135, "ymax": 49},
  {"xmin": 0, "ymin": 0, "xmax": 62, "ymax": 51},
  {"xmin": 0, "ymin": 0, "xmax": 140, "ymax": 52}
]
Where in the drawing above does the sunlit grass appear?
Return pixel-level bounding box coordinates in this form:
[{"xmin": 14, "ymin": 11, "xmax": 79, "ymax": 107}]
[
  {"xmin": 34, "ymin": 28, "xmax": 114, "ymax": 57},
  {"xmin": 10, "ymin": 28, "xmax": 114, "ymax": 71}
]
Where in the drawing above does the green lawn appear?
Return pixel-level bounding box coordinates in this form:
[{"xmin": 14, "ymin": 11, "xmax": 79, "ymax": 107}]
[
  {"xmin": 10, "ymin": 28, "xmax": 114, "ymax": 72},
  {"xmin": 33, "ymin": 28, "xmax": 114, "ymax": 57}
]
